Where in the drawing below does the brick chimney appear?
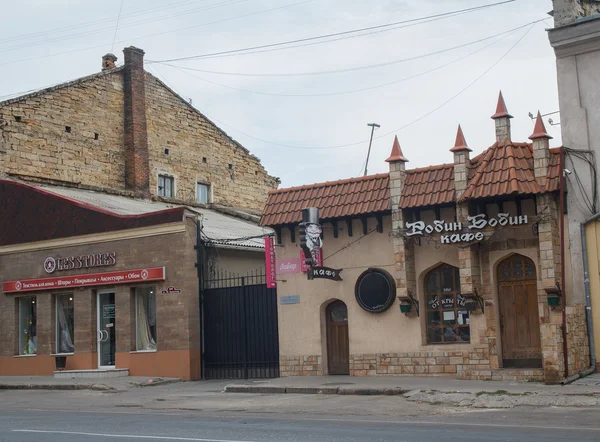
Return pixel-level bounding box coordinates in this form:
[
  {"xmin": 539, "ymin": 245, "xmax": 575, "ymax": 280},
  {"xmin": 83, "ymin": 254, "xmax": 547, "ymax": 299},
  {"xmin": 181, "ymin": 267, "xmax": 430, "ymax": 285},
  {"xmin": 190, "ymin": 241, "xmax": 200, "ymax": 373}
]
[
  {"xmin": 123, "ymin": 46, "xmax": 150, "ymax": 197},
  {"xmin": 450, "ymin": 124, "xmax": 472, "ymax": 200},
  {"xmin": 529, "ymin": 110, "xmax": 553, "ymax": 188},
  {"xmin": 102, "ymin": 53, "xmax": 117, "ymax": 71},
  {"xmin": 491, "ymin": 91, "xmax": 513, "ymax": 143}
]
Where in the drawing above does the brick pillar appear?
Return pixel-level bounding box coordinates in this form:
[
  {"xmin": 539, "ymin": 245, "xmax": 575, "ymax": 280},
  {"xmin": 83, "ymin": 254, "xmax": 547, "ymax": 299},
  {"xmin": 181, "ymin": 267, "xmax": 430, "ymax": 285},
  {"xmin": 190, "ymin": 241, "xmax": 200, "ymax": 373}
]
[
  {"xmin": 491, "ymin": 91, "xmax": 513, "ymax": 143},
  {"xmin": 123, "ymin": 46, "xmax": 150, "ymax": 197},
  {"xmin": 537, "ymin": 193, "xmax": 564, "ymax": 383},
  {"xmin": 386, "ymin": 137, "xmax": 414, "ymax": 297},
  {"xmin": 74, "ymin": 289, "xmax": 96, "ymax": 355},
  {"xmin": 530, "ymin": 110, "xmax": 552, "ymax": 188}
]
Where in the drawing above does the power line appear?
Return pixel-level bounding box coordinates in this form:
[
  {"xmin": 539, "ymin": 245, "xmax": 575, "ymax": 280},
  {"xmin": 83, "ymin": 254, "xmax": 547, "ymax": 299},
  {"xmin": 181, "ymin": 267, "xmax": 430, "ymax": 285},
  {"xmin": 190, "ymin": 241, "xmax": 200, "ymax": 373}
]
[
  {"xmin": 154, "ymin": 0, "xmax": 516, "ymax": 63},
  {"xmin": 111, "ymin": 0, "xmax": 126, "ymax": 53},
  {"xmin": 0, "ymin": 0, "xmax": 312, "ymax": 68},
  {"xmin": 153, "ymin": 21, "xmax": 535, "ymax": 78},
  {"xmin": 165, "ymin": 28, "xmax": 516, "ymax": 97},
  {"xmin": 0, "ymin": 0, "xmax": 248, "ymax": 54},
  {"xmin": 180, "ymin": 23, "xmax": 537, "ymax": 150}
]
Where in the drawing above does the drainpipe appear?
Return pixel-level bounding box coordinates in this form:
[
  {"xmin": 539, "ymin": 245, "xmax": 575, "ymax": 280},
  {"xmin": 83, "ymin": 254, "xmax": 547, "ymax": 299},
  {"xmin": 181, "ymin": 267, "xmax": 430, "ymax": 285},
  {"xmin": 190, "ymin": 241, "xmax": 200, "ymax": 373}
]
[
  {"xmin": 195, "ymin": 218, "xmax": 206, "ymax": 380},
  {"xmin": 560, "ymin": 147, "xmax": 569, "ymax": 380}
]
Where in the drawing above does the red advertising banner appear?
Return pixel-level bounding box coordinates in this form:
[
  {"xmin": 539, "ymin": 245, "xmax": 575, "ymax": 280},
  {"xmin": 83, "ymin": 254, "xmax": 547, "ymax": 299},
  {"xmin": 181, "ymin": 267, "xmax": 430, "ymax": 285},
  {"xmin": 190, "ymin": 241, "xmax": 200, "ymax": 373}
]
[
  {"xmin": 2, "ymin": 267, "xmax": 166, "ymax": 294},
  {"xmin": 264, "ymin": 237, "xmax": 277, "ymax": 288},
  {"xmin": 301, "ymin": 248, "xmax": 323, "ymax": 272}
]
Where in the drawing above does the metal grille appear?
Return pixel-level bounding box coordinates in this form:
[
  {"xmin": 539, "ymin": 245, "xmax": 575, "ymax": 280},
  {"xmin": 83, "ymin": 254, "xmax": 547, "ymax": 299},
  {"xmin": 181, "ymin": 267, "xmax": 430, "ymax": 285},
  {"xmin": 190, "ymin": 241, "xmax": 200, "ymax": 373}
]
[{"xmin": 202, "ymin": 270, "xmax": 280, "ymax": 379}]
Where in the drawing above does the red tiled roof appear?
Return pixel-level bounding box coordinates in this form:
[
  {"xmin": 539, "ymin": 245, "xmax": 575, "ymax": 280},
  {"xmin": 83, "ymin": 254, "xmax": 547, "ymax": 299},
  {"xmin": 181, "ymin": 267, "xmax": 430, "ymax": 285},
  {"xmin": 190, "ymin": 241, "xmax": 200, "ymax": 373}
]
[
  {"xmin": 260, "ymin": 174, "xmax": 390, "ymax": 226},
  {"xmin": 260, "ymin": 144, "xmax": 562, "ymax": 226},
  {"xmin": 401, "ymin": 164, "xmax": 455, "ymax": 208},
  {"xmin": 459, "ymin": 142, "xmax": 542, "ymax": 201}
]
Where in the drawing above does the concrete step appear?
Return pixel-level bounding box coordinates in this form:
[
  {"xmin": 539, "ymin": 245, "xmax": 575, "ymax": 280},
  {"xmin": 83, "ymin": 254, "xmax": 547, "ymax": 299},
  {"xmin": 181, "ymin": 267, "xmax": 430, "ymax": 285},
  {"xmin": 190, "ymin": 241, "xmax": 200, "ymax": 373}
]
[
  {"xmin": 53, "ymin": 369, "xmax": 129, "ymax": 379},
  {"xmin": 457, "ymin": 367, "xmax": 544, "ymax": 382}
]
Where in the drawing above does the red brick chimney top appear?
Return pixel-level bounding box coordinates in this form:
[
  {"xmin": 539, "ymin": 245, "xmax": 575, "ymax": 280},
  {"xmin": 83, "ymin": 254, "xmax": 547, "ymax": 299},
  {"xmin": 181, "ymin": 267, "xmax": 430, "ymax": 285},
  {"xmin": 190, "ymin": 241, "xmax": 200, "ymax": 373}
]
[
  {"xmin": 491, "ymin": 91, "xmax": 514, "ymax": 120},
  {"xmin": 102, "ymin": 53, "xmax": 118, "ymax": 71},
  {"xmin": 450, "ymin": 124, "xmax": 472, "ymax": 152},
  {"xmin": 386, "ymin": 136, "xmax": 409, "ymax": 163},
  {"xmin": 529, "ymin": 110, "xmax": 553, "ymax": 140}
]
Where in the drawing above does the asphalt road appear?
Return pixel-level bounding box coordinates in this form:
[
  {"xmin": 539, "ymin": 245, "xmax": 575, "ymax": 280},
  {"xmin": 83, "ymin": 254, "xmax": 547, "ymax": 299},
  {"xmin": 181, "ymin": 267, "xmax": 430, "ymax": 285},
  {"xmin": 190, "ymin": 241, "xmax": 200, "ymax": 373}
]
[{"xmin": 1, "ymin": 387, "xmax": 599, "ymax": 441}]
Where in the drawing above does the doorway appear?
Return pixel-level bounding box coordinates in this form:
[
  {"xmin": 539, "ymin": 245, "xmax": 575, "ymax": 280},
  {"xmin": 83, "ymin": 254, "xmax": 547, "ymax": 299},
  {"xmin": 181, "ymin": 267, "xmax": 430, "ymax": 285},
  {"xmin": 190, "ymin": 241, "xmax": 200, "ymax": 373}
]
[
  {"xmin": 326, "ymin": 300, "xmax": 349, "ymax": 375},
  {"xmin": 497, "ymin": 255, "xmax": 542, "ymax": 368},
  {"xmin": 97, "ymin": 291, "xmax": 116, "ymax": 369}
]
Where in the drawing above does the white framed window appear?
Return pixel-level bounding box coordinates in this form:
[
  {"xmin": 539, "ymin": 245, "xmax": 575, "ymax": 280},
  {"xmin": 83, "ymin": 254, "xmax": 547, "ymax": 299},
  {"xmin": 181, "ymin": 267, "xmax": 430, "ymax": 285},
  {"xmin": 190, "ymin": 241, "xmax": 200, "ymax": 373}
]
[
  {"xmin": 56, "ymin": 294, "xmax": 74, "ymax": 354},
  {"xmin": 158, "ymin": 174, "xmax": 174, "ymax": 198},
  {"xmin": 135, "ymin": 287, "xmax": 157, "ymax": 351},
  {"xmin": 196, "ymin": 182, "xmax": 211, "ymax": 204},
  {"xmin": 19, "ymin": 297, "xmax": 37, "ymax": 355}
]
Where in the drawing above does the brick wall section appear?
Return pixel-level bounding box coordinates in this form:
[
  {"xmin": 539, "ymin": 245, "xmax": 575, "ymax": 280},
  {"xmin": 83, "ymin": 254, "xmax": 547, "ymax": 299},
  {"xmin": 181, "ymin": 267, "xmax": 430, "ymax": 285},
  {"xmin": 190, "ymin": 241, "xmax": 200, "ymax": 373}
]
[
  {"xmin": 123, "ymin": 47, "xmax": 150, "ymax": 196},
  {"xmin": 566, "ymin": 306, "xmax": 590, "ymax": 375},
  {"xmin": 0, "ymin": 59, "xmax": 278, "ymax": 212},
  {"xmin": 280, "ymin": 355, "xmax": 323, "ymax": 376}
]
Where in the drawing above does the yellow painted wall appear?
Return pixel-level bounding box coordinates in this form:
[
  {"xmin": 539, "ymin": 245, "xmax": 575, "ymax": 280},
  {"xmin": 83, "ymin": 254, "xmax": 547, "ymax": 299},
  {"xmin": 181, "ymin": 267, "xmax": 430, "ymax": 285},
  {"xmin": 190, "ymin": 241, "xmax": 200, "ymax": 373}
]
[{"xmin": 585, "ymin": 221, "xmax": 600, "ymax": 364}]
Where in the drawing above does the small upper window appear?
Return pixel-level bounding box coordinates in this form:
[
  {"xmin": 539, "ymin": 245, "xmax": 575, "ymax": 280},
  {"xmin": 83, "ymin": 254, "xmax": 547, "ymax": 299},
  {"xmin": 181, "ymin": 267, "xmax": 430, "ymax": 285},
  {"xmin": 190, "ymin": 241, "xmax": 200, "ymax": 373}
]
[
  {"xmin": 196, "ymin": 183, "xmax": 210, "ymax": 204},
  {"xmin": 158, "ymin": 175, "xmax": 174, "ymax": 198}
]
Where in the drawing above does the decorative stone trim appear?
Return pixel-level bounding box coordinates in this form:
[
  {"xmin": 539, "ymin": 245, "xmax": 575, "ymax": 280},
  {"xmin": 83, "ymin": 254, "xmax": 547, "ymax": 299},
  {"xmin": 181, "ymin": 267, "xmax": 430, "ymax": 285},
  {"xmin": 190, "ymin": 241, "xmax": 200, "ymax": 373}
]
[{"xmin": 280, "ymin": 355, "xmax": 322, "ymax": 377}]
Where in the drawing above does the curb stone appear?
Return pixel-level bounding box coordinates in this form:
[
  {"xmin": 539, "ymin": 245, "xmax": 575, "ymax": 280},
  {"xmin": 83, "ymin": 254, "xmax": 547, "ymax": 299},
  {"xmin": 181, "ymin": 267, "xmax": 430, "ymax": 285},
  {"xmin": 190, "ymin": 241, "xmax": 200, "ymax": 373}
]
[{"xmin": 0, "ymin": 383, "xmax": 115, "ymax": 391}]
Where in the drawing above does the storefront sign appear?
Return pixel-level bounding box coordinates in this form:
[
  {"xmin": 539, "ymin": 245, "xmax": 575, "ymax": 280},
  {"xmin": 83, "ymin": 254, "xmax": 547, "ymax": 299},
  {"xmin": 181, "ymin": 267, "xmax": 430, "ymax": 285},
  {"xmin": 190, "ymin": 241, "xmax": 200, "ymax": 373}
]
[
  {"xmin": 161, "ymin": 286, "xmax": 182, "ymax": 294},
  {"xmin": 264, "ymin": 237, "xmax": 277, "ymax": 289},
  {"xmin": 44, "ymin": 252, "xmax": 116, "ymax": 274},
  {"xmin": 280, "ymin": 295, "xmax": 300, "ymax": 305},
  {"xmin": 277, "ymin": 258, "xmax": 301, "ymax": 275},
  {"xmin": 405, "ymin": 214, "xmax": 529, "ymax": 244},
  {"xmin": 301, "ymin": 249, "xmax": 323, "ymax": 272},
  {"xmin": 309, "ymin": 266, "xmax": 343, "ymax": 281},
  {"xmin": 2, "ymin": 267, "xmax": 166, "ymax": 294}
]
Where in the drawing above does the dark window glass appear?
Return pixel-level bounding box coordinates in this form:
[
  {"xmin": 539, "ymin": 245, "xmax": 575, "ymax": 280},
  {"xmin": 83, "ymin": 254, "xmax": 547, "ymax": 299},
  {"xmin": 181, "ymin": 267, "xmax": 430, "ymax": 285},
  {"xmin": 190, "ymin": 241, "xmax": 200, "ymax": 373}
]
[
  {"xmin": 425, "ymin": 264, "xmax": 469, "ymax": 344},
  {"xmin": 355, "ymin": 269, "xmax": 396, "ymax": 313}
]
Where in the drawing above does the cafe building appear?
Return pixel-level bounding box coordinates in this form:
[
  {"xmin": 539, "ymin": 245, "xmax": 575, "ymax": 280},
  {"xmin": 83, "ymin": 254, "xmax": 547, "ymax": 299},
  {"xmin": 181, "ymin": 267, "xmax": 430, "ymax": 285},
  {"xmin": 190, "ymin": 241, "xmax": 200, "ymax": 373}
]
[
  {"xmin": 0, "ymin": 178, "xmax": 268, "ymax": 380},
  {"xmin": 261, "ymin": 93, "xmax": 591, "ymax": 383}
]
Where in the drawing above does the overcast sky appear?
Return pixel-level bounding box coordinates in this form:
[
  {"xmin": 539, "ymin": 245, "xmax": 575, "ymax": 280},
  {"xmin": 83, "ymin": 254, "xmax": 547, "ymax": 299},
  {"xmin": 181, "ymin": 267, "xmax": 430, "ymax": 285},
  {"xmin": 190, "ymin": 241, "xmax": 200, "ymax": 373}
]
[{"xmin": 1, "ymin": 0, "xmax": 560, "ymax": 187}]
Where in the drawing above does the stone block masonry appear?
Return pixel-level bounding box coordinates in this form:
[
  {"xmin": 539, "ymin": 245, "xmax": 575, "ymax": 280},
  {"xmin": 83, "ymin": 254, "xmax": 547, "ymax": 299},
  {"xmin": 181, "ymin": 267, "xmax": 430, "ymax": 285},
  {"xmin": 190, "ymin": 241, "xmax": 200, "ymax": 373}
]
[
  {"xmin": 0, "ymin": 52, "xmax": 279, "ymax": 213},
  {"xmin": 280, "ymin": 355, "xmax": 323, "ymax": 377}
]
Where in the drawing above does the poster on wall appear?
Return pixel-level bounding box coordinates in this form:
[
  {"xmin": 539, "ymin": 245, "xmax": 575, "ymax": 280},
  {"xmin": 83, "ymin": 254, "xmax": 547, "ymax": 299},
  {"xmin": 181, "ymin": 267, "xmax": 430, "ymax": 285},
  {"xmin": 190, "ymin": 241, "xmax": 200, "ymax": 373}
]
[
  {"xmin": 264, "ymin": 236, "xmax": 277, "ymax": 289},
  {"xmin": 301, "ymin": 248, "xmax": 323, "ymax": 272}
]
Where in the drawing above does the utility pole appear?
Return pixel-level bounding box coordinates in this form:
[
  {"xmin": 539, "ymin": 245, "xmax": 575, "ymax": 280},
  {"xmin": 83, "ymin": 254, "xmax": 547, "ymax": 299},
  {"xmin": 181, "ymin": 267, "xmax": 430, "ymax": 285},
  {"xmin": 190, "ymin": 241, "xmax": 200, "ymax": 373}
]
[{"xmin": 364, "ymin": 123, "xmax": 380, "ymax": 176}]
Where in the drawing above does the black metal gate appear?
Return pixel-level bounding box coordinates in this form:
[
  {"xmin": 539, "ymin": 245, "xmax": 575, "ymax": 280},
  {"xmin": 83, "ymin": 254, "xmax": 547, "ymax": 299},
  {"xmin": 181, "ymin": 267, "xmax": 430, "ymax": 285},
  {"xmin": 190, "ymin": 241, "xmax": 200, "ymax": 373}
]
[{"xmin": 202, "ymin": 270, "xmax": 280, "ymax": 379}]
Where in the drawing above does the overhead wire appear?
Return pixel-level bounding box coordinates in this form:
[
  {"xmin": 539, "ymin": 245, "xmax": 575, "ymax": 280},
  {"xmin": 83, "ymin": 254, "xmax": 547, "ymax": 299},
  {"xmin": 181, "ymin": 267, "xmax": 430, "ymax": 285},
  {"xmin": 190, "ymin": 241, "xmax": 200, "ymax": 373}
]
[
  {"xmin": 111, "ymin": 0, "xmax": 126, "ymax": 53},
  {"xmin": 160, "ymin": 25, "xmax": 525, "ymax": 98},
  {"xmin": 154, "ymin": 0, "xmax": 516, "ymax": 63},
  {"xmin": 188, "ymin": 23, "xmax": 538, "ymax": 150},
  {"xmin": 0, "ymin": 0, "xmax": 312, "ymax": 68},
  {"xmin": 153, "ymin": 21, "xmax": 536, "ymax": 78}
]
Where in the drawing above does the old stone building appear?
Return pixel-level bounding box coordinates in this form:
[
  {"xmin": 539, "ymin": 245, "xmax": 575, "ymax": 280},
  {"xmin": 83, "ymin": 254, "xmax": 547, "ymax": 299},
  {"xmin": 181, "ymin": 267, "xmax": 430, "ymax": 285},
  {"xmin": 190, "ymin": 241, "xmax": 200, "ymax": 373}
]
[
  {"xmin": 0, "ymin": 46, "xmax": 279, "ymax": 212},
  {"xmin": 261, "ymin": 93, "xmax": 590, "ymax": 384},
  {"xmin": 0, "ymin": 46, "xmax": 278, "ymax": 379}
]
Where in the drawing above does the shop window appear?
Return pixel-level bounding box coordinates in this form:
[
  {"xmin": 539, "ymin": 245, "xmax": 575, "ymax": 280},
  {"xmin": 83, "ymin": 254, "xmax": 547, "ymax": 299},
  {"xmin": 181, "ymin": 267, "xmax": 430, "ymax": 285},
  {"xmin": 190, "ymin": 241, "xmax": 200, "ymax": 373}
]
[
  {"xmin": 136, "ymin": 287, "xmax": 157, "ymax": 351},
  {"xmin": 196, "ymin": 183, "xmax": 211, "ymax": 204},
  {"xmin": 56, "ymin": 294, "xmax": 74, "ymax": 354},
  {"xmin": 158, "ymin": 174, "xmax": 174, "ymax": 198},
  {"xmin": 425, "ymin": 264, "xmax": 469, "ymax": 344},
  {"xmin": 19, "ymin": 297, "xmax": 37, "ymax": 355}
]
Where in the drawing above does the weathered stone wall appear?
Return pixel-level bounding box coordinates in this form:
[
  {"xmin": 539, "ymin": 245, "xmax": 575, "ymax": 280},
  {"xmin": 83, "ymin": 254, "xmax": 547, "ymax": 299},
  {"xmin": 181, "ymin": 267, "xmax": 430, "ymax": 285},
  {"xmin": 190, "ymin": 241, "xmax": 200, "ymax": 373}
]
[
  {"xmin": 566, "ymin": 306, "xmax": 591, "ymax": 375},
  {"xmin": 0, "ymin": 70, "xmax": 126, "ymax": 188},
  {"xmin": 0, "ymin": 68, "xmax": 278, "ymax": 212},
  {"xmin": 280, "ymin": 355, "xmax": 323, "ymax": 376},
  {"xmin": 145, "ymin": 74, "xmax": 278, "ymax": 211},
  {"xmin": 553, "ymin": 0, "xmax": 600, "ymax": 27}
]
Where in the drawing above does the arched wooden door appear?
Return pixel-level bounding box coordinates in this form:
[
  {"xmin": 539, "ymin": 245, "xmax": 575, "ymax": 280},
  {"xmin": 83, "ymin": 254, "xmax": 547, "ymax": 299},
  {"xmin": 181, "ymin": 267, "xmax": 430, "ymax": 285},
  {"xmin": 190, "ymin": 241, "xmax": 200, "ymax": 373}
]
[
  {"xmin": 498, "ymin": 255, "xmax": 542, "ymax": 368},
  {"xmin": 326, "ymin": 300, "xmax": 349, "ymax": 375}
]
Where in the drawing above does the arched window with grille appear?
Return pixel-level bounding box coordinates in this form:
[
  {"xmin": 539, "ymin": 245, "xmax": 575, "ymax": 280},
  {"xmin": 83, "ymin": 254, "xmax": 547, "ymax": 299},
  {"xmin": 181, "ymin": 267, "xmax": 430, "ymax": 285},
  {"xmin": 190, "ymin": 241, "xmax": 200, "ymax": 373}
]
[{"xmin": 425, "ymin": 264, "xmax": 470, "ymax": 344}]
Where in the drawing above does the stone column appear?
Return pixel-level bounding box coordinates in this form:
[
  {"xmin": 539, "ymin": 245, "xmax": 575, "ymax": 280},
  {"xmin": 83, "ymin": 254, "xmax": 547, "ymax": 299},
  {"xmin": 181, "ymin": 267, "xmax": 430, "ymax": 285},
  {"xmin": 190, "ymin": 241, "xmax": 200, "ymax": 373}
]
[{"xmin": 386, "ymin": 137, "xmax": 414, "ymax": 298}]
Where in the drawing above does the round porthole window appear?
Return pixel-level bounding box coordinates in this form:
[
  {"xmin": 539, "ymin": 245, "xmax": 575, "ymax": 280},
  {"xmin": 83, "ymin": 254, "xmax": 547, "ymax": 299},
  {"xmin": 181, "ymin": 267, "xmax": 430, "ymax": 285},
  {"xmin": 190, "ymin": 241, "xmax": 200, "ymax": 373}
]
[{"xmin": 355, "ymin": 268, "xmax": 396, "ymax": 313}]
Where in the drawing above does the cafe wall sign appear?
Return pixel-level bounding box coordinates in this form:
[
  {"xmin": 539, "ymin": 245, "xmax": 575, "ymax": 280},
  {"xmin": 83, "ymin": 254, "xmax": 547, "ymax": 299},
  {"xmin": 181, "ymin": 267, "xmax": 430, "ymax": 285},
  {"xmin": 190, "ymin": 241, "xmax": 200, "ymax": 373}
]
[{"xmin": 405, "ymin": 214, "xmax": 529, "ymax": 244}]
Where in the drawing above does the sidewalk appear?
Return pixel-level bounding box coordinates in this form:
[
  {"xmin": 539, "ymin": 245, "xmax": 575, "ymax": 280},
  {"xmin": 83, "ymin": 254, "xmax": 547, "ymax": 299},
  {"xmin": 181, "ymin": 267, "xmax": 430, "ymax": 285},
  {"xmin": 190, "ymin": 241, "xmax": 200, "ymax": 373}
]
[
  {"xmin": 0, "ymin": 375, "xmax": 180, "ymax": 391},
  {"xmin": 223, "ymin": 373, "xmax": 600, "ymax": 408}
]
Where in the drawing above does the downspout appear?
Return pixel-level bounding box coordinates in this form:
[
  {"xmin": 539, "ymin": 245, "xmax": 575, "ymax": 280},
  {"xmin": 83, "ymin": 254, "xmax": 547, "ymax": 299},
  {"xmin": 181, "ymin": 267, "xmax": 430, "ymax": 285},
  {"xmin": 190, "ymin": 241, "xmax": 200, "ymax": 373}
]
[
  {"xmin": 197, "ymin": 218, "xmax": 206, "ymax": 380},
  {"xmin": 560, "ymin": 147, "xmax": 569, "ymax": 380}
]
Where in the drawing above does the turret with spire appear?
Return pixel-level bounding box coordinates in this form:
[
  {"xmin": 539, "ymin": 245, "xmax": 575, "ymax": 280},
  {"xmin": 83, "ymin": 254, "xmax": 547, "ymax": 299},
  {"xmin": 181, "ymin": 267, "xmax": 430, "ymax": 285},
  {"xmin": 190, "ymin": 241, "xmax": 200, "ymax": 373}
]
[
  {"xmin": 450, "ymin": 124, "xmax": 471, "ymax": 200},
  {"xmin": 529, "ymin": 110, "xmax": 553, "ymax": 188},
  {"xmin": 491, "ymin": 91, "xmax": 513, "ymax": 143}
]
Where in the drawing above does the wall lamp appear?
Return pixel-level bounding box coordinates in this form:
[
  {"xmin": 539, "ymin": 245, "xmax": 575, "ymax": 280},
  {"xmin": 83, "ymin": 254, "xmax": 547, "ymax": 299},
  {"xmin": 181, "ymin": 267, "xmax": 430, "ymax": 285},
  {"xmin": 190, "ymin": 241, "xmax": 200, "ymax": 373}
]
[
  {"xmin": 398, "ymin": 291, "xmax": 419, "ymax": 317},
  {"xmin": 544, "ymin": 284, "xmax": 562, "ymax": 309},
  {"xmin": 463, "ymin": 289, "xmax": 485, "ymax": 314}
]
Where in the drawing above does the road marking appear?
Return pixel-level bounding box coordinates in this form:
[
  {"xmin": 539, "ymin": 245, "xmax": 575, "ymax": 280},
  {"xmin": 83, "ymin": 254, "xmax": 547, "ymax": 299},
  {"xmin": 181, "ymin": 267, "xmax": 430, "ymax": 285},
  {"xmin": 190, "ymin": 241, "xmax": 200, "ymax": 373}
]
[{"xmin": 12, "ymin": 429, "xmax": 258, "ymax": 442}]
